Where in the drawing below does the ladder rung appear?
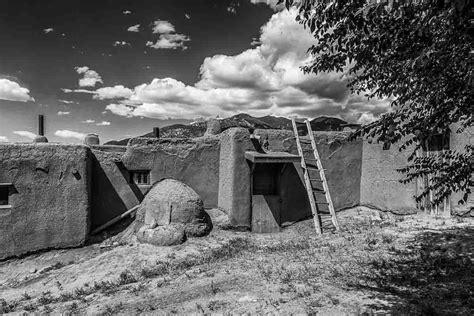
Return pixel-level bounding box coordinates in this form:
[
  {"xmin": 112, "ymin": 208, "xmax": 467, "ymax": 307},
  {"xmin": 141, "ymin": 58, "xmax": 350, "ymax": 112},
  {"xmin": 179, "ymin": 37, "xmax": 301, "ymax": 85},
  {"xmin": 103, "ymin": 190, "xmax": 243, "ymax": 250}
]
[
  {"xmin": 312, "ymin": 189, "xmax": 326, "ymax": 194},
  {"xmin": 299, "ymin": 139, "xmax": 312, "ymax": 143},
  {"xmin": 309, "ymin": 179, "xmax": 323, "ymax": 182}
]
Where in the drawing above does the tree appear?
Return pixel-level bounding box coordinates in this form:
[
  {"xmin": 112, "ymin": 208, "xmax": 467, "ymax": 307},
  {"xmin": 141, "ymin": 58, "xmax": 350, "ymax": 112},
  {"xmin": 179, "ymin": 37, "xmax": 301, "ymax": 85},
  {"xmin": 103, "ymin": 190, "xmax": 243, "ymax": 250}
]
[{"xmin": 281, "ymin": 0, "xmax": 473, "ymax": 206}]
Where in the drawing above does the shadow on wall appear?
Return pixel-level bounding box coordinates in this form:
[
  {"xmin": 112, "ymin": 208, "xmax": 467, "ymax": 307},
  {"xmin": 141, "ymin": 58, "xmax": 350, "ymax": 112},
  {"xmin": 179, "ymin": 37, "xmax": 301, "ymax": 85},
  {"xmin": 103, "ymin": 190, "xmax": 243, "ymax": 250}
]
[
  {"xmin": 90, "ymin": 155, "xmax": 133, "ymax": 230},
  {"xmin": 350, "ymin": 227, "xmax": 474, "ymax": 314}
]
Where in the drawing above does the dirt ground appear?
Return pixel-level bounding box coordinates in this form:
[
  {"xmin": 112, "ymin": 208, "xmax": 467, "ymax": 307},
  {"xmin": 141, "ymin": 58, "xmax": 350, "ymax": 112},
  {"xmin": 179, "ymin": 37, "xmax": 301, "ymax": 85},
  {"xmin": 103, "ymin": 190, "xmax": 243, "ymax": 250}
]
[{"xmin": 0, "ymin": 207, "xmax": 473, "ymax": 315}]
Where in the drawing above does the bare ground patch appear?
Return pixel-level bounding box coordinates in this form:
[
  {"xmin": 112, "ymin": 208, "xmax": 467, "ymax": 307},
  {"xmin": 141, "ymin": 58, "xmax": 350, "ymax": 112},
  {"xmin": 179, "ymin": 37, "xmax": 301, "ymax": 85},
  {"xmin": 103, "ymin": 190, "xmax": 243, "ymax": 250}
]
[{"xmin": 0, "ymin": 209, "xmax": 473, "ymax": 314}]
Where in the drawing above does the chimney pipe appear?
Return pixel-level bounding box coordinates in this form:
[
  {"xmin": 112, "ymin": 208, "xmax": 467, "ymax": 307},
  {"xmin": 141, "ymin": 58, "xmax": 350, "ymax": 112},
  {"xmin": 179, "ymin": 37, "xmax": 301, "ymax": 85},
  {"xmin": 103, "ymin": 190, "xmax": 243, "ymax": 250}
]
[
  {"xmin": 153, "ymin": 127, "xmax": 160, "ymax": 138},
  {"xmin": 38, "ymin": 115, "xmax": 44, "ymax": 136}
]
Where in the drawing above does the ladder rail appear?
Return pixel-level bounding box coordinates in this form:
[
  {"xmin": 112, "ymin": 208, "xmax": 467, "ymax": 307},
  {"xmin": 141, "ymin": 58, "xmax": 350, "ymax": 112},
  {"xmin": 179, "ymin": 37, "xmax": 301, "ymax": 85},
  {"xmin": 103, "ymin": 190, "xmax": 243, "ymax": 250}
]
[
  {"xmin": 305, "ymin": 120, "xmax": 340, "ymax": 231},
  {"xmin": 291, "ymin": 118, "xmax": 323, "ymax": 235}
]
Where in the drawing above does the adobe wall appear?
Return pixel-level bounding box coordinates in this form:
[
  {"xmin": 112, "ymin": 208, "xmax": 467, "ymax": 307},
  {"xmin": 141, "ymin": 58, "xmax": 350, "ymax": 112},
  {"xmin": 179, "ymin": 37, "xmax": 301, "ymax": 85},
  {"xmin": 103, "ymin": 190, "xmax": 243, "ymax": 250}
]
[
  {"xmin": 254, "ymin": 129, "xmax": 362, "ymax": 212},
  {"xmin": 360, "ymin": 140, "xmax": 418, "ymax": 213},
  {"xmin": 0, "ymin": 144, "xmax": 91, "ymax": 260},
  {"xmin": 90, "ymin": 137, "xmax": 221, "ymax": 228},
  {"xmin": 90, "ymin": 146, "xmax": 140, "ymax": 230},
  {"xmin": 218, "ymin": 128, "xmax": 255, "ymax": 228},
  {"xmin": 450, "ymin": 126, "xmax": 474, "ymax": 216}
]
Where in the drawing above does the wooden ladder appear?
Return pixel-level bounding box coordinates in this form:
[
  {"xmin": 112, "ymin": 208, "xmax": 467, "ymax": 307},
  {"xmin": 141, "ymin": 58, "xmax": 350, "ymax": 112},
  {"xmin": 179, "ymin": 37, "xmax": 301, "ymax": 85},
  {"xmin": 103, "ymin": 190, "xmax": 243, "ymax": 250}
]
[{"xmin": 291, "ymin": 118, "xmax": 340, "ymax": 234}]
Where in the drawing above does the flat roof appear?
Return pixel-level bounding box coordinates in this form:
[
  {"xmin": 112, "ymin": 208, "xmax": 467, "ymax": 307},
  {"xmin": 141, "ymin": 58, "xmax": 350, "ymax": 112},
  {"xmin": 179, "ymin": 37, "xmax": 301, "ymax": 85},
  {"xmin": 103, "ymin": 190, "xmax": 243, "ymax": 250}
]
[{"xmin": 245, "ymin": 151, "xmax": 301, "ymax": 163}]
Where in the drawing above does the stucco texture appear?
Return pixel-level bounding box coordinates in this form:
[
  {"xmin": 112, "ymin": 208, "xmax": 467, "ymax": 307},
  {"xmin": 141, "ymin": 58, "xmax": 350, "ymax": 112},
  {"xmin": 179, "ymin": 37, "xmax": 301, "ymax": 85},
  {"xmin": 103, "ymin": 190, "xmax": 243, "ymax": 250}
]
[
  {"xmin": 254, "ymin": 129, "xmax": 362, "ymax": 212},
  {"xmin": 122, "ymin": 136, "xmax": 220, "ymax": 208},
  {"xmin": 0, "ymin": 144, "xmax": 91, "ymax": 260},
  {"xmin": 360, "ymin": 140, "xmax": 417, "ymax": 212},
  {"xmin": 449, "ymin": 126, "xmax": 474, "ymax": 216},
  {"xmin": 90, "ymin": 146, "xmax": 140, "ymax": 229},
  {"xmin": 217, "ymin": 128, "xmax": 255, "ymax": 228}
]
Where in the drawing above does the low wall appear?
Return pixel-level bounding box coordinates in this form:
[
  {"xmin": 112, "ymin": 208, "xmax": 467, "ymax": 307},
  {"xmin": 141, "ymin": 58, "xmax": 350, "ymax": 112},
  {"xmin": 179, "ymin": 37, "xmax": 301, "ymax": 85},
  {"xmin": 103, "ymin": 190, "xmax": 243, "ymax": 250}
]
[
  {"xmin": 0, "ymin": 144, "xmax": 91, "ymax": 260},
  {"xmin": 360, "ymin": 140, "xmax": 417, "ymax": 212}
]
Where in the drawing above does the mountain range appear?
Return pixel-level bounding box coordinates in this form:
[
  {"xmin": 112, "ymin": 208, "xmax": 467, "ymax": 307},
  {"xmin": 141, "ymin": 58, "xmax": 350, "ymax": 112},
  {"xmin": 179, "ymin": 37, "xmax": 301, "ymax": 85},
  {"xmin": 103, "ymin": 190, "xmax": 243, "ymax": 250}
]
[{"xmin": 104, "ymin": 114, "xmax": 350, "ymax": 146}]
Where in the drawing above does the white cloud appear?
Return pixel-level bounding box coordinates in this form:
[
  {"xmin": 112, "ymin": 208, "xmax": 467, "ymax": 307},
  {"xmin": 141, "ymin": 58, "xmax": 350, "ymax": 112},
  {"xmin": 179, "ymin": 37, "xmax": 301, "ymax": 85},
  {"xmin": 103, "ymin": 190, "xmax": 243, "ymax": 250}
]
[
  {"xmin": 146, "ymin": 33, "xmax": 190, "ymax": 50},
  {"xmin": 250, "ymin": 0, "xmax": 284, "ymax": 10},
  {"xmin": 43, "ymin": 28, "xmax": 54, "ymax": 34},
  {"xmin": 113, "ymin": 41, "xmax": 130, "ymax": 47},
  {"xmin": 123, "ymin": 10, "xmax": 131, "ymax": 15},
  {"xmin": 58, "ymin": 99, "xmax": 75, "ymax": 104},
  {"xmin": 13, "ymin": 131, "xmax": 36, "ymax": 139},
  {"xmin": 184, "ymin": 14, "xmax": 191, "ymax": 20},
  {"xmin": 54, "ymin": 130, "xmax": 86, "ymax": 140},
  {"xmin": 99, "ymin": 8, "xmax": 388, "ymax": 122},
  {"xmin": 81, "ymin": 119, "xmax": 95, "ymax": 123},
  {"xmin": 96, "ymin": 121, "xmax": 111, "ymax": 126},
  {"xmin": 148, "ymin": 20, "xmax": 190, "ymax": 50},
  {"xmin": 57, "ymin": 111, "xmax": 70, "ymax": 116},
  {"xmin": 152, "ymin": 20, "xmax": 175, "ymax": 34},
  {"xmin": 62, "ymin": 85, "xmax": 133, "ymax": 100},
  {"xmin": 0, "ymin": 79, "xmax": 35, "ymax": 102},
  {"xmin": 74, "ymin": 66, "xmax": 103, "ymax": 88},
  {"xmin": 127, "ymin": 24, "xmax": 140, "ymax": 32},
  {"xmin": 0, "ymin": 136, "xmax": 9, "ymax": 142}
]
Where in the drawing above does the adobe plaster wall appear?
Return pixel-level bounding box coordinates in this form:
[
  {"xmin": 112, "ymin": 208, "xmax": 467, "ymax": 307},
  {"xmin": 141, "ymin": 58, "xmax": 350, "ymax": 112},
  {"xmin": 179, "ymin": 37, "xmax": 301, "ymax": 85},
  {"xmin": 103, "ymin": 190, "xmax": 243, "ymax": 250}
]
[
  {"xmin": 90, "ymin": 137, "xmax": 221, "ymax": 228},
  {"xmin": 450, "ymin": 126, "xmax": 474, "ymax": 216},
  {"xmin": 217, "ymin": 128, "xmax": 255, "ymax": 228},
  {"xmin": 254, "ymin": 129, "xmax": 362, "ymax": 212},
  {"xmin": 0, "ymin": 144, "xmax": 91, "ymax": 260},
  {"xmin": 360, "ymin": 140, "xmax": 418, "ymax": 213}
]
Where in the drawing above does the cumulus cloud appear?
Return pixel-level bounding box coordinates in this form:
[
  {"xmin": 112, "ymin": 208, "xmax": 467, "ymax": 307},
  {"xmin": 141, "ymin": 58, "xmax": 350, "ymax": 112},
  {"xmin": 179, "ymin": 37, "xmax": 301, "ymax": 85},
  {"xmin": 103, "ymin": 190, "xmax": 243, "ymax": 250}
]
[
  {"xmin": 0, "ymin": 79, "xmax": 34, "ymax": 102},
  {"xmin": 148, "ymin": 20, "xmax": 190, "ymax": 50},
  {"xmin": 54, "ymin": 130, "xmax": 86, "ymax": 140},
  {"xmin": 57, "ymin": 111, "xmax": 70, "ymax": 116},
  {"xmin": 113, "ymin": 41, "xmax": 130, "ymax": 47},
  {"xmin": 81, "ymin": 119, "xmax": 95, "ymax": 123},
  {"xmin": 127, "ymin": 24, "xmax": 140, "ymax": 32},
  {"xmin": 98, "ymin": 8, "xmax": 388, "ymax": 122},
  {"xmin": 43, "ymin": 27, "xmax": 54, "ymax": 34},
  {"xmin": 0, "ymin": 136, "xmax": 9, "ymax": 142},
  {"xmin": 152, "ymin": 20, "xmax": 175, "ymax": 34},
  {"xmin": 74, "ymin": 66, "xmax": 103, "ymax": 88},
  {"xmin": 184, "ymin": 13, "xmax": 191, "ymax": 20},
  {"xmin": 96, "ymin": 121, "xmax": 111, "ymax": 126},
  {"xmin": 123, "ymin": 10, "xmax": 131, "ymax": 15},
  {"xmin": 13, "ymin": 131, "xmax": 36, "ymax": 139}
]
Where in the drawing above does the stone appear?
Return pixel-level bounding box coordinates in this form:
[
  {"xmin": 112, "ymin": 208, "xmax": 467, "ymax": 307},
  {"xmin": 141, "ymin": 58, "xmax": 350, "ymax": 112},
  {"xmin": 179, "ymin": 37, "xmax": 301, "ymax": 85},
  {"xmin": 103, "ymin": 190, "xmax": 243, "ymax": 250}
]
[
  {"xmin": 136, "ymin": 178, "xmax": 213, "ymax": 238},
  {"xmin": 136, "ymin": 225, "xmax": 186, "ymax": 246},
  {"xmin": 205, "ymin": 118, "xmax": 222, "ymax": 135}
]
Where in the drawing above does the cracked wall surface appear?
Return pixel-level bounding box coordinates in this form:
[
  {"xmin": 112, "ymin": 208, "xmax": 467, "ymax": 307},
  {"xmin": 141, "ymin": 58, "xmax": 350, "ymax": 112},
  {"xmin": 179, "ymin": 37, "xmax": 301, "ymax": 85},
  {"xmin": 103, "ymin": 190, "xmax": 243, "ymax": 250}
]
[{"xmin": 0, "ymin": 144, "xmax": 90, "ymax": 260}]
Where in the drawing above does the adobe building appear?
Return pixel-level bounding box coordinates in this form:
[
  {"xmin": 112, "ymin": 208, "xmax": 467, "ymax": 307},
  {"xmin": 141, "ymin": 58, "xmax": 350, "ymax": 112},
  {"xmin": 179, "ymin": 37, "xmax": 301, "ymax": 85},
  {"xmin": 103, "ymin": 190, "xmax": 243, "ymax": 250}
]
[{"xmin": 0, "ymin": 122, "xmax": 472, "ymax": 259}]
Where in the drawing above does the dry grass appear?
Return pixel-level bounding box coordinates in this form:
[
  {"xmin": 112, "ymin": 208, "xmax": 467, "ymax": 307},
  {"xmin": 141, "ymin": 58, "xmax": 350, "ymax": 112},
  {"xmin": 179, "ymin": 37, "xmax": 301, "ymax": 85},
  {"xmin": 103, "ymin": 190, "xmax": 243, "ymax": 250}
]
[{"xmin": 1, "ymin": 211, "xmax": 473, "ymax": 314}]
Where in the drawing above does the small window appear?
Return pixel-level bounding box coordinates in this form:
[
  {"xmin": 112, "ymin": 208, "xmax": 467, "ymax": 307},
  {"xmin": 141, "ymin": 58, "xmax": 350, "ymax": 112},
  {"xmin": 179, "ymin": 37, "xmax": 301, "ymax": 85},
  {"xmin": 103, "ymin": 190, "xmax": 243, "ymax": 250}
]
[
  {"xmin": 0, "ymin": 185, "xmax": 9, "ymax": 206},
  {"xmin": 129, "ymin": 171, "xmax": 150, "ymax": 185}
]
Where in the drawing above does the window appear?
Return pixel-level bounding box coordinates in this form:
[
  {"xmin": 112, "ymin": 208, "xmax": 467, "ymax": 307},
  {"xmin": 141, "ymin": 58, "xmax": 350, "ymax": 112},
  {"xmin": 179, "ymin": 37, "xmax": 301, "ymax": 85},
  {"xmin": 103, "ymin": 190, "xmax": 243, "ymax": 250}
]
[
  {"xmin": 0, "ymin": 184, "xmax": 10, "ymax": 206},
  {"xmin": 129, "ymin": 171, "xmax": 150, "ymax": 185}
]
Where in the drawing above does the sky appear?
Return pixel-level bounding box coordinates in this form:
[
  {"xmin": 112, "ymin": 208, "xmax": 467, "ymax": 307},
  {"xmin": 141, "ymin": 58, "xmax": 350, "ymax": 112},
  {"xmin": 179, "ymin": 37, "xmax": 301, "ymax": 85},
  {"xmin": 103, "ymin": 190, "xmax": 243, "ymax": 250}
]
[{"xmin": 0, "ymin": 0, "xmax": 389, "ymax": 144}]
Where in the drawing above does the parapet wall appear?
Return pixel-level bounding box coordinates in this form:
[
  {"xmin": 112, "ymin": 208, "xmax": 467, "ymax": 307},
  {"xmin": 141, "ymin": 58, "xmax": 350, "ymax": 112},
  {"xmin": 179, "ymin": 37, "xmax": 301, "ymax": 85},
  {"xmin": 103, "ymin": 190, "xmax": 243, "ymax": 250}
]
[{"xmin": 0, "ymin": 144, "xmax": 91, "ymax": 260}]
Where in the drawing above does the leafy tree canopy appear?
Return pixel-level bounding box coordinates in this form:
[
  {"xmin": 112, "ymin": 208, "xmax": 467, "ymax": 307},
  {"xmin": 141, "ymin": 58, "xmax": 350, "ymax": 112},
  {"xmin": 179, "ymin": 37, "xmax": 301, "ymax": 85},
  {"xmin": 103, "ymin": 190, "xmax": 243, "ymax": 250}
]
[{"xmin": 281, "ymin": 0, "xmax": 473, "ymax": 205}]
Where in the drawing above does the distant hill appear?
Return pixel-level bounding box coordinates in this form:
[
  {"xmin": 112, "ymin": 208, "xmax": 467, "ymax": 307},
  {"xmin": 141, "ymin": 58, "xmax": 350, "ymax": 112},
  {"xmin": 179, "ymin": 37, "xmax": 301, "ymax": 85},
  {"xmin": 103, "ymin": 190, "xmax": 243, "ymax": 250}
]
[{"xmin": 104, "ymin": 114, "xmax": 348, "ymax": 145}]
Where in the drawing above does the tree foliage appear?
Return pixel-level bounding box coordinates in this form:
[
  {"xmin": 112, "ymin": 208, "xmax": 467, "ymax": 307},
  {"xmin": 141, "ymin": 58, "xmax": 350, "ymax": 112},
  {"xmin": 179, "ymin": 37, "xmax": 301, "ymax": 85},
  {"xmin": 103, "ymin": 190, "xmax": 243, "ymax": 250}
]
[{"xmin": 282, "ymin": 0, "xmax": 473, "ymax": 205}]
